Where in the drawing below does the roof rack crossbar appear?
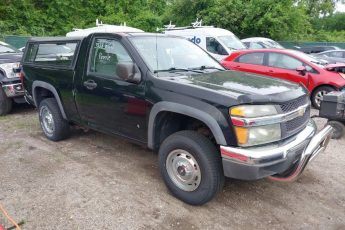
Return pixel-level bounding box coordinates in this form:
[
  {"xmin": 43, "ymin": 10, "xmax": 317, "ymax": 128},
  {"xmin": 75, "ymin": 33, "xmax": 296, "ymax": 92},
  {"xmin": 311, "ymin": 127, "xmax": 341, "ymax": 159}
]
[{"xmin": 161, "ymin": 18, "xmax": 214, "ymax": 31}]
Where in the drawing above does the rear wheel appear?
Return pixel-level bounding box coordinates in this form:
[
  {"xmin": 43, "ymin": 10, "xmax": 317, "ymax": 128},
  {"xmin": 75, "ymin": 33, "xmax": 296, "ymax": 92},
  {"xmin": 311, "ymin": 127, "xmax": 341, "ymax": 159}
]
[
  {"xmin": 0, "ymin": 87, "xmax": 12, "ymax": 116},
  {"xmin": 158, "ymin": 130, "xmax": 224, "ymax": 205},
  {"xmin": 311, "ymin": 86, "xmax": 334, "ymax": 109},
  {"xmin": 39, "ymin": 98, "xmax": 70, "ymax": 141}
]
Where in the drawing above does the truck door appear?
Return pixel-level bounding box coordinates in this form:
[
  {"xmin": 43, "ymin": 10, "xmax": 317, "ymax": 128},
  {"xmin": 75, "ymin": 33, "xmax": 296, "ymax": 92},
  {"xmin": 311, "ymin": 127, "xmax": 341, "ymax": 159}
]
[{"xmin": 75, "ymin": 36, "xmax": 147, "ymax": 142}]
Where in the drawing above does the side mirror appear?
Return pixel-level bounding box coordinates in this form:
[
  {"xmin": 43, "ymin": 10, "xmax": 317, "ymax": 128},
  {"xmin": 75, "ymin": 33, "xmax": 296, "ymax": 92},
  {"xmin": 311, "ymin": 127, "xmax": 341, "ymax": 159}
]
[
  {"xmin": 296, "ymin": 66, "xmax": 307, "ymax": 76},
  {"xmin": 116, "ymin": 62, "xmax": 141, "ymax": 83}
]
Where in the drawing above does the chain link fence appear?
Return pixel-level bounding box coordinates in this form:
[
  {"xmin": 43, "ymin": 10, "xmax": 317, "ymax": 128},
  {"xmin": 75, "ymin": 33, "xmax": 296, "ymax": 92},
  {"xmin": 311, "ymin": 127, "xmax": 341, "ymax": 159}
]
[
  {"xmin": 279, "ymin": 41, "xmax": 345, "ymax": 49},
  {"xmin": 1, "ymin": 35, "xmax": 31, "ymax": 48}
]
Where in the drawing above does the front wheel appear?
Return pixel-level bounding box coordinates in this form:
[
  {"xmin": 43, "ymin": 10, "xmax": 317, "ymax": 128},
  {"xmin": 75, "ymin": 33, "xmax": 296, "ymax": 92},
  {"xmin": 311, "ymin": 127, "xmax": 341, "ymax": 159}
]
[
  {"xmin": 311, "ymin": 86, "xmax": 334, "ymax": 109},
  {"xmin": 158, "ymin": 130, "xmax": 224, "ymax": 205},
  {"xmin": 39, "ymin": 98, "xmax": 70, "ymax": 141}
]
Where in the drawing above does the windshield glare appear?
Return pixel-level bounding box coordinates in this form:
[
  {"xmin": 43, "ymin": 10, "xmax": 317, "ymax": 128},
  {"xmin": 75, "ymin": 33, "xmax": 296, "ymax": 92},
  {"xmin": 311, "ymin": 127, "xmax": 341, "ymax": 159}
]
[
  {"xmin": 218, "ymin": 35, "xmax": 246, "ymax": 50},
  {"xmin": 0, "ymin": 43, "xmax": 19, "ymax": 53},
  {"xmin": 263, "ymin": 40, "xmax": 284, "ymax": 49},
  {"xmin": 130, "ymin": 36, "xmax": 223, "ymax": 72},
  {"xmin": 290, "ymin": 50, "xmax": 326, "ymax": 66}
]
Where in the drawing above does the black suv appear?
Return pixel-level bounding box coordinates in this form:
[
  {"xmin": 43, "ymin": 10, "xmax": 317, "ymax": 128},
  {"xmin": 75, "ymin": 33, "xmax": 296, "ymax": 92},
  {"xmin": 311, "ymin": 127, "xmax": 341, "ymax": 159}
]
[{"xmin": 21, "ymin": 33, "xmax": 333, "ymax": 205}]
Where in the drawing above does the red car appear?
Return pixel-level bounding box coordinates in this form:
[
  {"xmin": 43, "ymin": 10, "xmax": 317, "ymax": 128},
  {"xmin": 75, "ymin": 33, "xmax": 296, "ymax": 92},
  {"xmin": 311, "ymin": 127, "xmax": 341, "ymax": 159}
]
[{"xmin": 221, "ymin": 49, "xmax": 345, "ymax": 108}]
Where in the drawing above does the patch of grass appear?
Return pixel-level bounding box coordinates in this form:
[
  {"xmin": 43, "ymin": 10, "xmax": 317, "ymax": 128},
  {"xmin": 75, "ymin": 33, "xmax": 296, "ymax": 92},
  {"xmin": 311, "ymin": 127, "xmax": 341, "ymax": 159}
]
[
  {"xmin": 1, "ymin": 140, "xmax": 23, "ymax": 153},
  {"xmin": 0, "ymin": 115, "xmax": 11, "ymax": 122}
]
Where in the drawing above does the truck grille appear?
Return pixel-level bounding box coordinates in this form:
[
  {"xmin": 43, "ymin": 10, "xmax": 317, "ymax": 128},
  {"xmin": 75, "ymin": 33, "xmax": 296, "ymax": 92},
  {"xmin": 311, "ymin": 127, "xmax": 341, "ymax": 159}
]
[
  {"xmin": 280, "ymin": 96, "xmax": 310, "ymax": 138},
  {"xmin": 280, "ymin": 96, "xmax": 309, "ymax": 113},
  {"xmin": 286, "ymin": 107, "xmax": 310, "ymax": 132}
]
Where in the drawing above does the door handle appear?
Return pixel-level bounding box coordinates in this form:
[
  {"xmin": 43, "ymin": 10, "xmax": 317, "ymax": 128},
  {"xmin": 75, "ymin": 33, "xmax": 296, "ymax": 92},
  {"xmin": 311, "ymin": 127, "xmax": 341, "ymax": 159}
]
[
  {"xmin": 83, "ymin": 79, "xmax": 98, "ymax": 90},
  {"xmin": 268, "ymin": 70, "xmax": 274, "ymax": 73}
]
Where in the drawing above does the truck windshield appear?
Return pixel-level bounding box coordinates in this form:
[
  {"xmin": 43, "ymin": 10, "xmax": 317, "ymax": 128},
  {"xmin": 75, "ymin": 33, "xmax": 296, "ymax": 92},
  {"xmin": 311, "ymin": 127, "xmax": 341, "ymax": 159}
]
[
  {"xmin": 130, "ymin": 36, "xmax": 224, "ymax": 73},
  {"xmin": 218, "ymin": 35, "xmax": 246, "ymax": 50}
]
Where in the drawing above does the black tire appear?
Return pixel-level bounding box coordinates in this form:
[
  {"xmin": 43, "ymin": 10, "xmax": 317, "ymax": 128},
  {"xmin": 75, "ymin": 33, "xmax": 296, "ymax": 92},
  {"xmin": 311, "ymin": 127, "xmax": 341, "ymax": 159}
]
[
  {"xmin": 158, "ymin": 130, "xmax": 224, "ymax": 205},
  {"xmin": 327, "ymin": 120, "xmax": 345, "ymax": 139},
  {"xmin": 0, "ymin": 87, "xmax": 13, "ymax": 116},
  {"xmin": 38, "ymin": 98, "xmax": 70, "ymax": 141},
  {"xmin": 311, "ymin": 86, "xmax": 334, "ymax": 109}
]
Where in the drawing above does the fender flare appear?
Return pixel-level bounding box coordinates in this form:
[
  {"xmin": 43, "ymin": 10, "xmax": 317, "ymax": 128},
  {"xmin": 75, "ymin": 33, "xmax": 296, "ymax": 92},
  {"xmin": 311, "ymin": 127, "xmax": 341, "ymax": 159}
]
[
  {"xmin": 148, "ymin": 101, "xmax": 227, "ymax": 149},
  {"xmin": 32, "ymin": 81, "xmax": 67, "ymax": 119},
  {"xmin": 0, "ymin": 72, "xmax": 5, "ymax": 84}
]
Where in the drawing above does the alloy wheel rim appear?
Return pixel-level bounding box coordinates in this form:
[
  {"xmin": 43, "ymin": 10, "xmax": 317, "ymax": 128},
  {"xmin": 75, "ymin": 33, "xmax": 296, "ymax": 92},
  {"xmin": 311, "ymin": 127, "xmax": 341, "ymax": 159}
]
[
  {"xmin": 315, "ymin": 90, "xmax": 328, "ymax": 107},
  {"xmin": 41, "ymin": 106, "xmax": 54, "ymax": 135},
  {"xmin": 166, "ymin": 149, "xmax": 201, "ymax": 192}
]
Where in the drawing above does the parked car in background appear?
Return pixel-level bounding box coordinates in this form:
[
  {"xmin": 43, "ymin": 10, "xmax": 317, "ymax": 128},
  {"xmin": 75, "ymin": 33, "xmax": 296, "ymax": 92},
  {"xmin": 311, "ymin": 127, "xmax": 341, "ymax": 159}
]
[
  {"xmin": 0, "ymin": 41, "xmax": 25, "ymax": 115},
  {"xmin": 299, "ymin": 45, "xmax": 340, "ymax": 54},
  {"xmin": 163, "ymin": 19, "xmax": 246, "ymax": 60},
  {"xmin": 241, "ymin": 37, "xmax": 284, "ymax": 49},
  {"xmin": 221, "ymin": 48, "xmax": 345, "ymax": 109},
  {"xmin": 312, "ymin": 50, "xmax": 345, "ymax": 64}
]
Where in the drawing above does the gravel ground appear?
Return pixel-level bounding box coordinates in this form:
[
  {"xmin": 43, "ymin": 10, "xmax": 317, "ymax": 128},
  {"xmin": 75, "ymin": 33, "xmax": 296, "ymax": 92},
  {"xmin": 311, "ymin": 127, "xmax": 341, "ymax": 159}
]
[{"xmin": 0, "ymin": 105, "xmax": 344, "ymax": 230}]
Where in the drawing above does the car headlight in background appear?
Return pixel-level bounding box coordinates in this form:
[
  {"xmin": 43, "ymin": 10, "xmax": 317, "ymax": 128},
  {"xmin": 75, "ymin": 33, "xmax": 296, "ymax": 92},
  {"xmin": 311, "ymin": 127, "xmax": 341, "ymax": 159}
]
[
  {"xmin": 0, "ymin": 62, "xmax": 20, "ymax": 78},
  {"xmin": 230, "ymin": 105, "xmax": 281, "ymax": 147}
]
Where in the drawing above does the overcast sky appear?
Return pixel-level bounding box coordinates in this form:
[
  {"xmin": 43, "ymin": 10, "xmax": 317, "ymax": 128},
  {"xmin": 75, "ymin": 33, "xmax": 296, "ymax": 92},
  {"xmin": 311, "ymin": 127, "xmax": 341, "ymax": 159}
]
[{"xmin": 336, "ymin": 2, "xmax": 345, "ymax": 12}]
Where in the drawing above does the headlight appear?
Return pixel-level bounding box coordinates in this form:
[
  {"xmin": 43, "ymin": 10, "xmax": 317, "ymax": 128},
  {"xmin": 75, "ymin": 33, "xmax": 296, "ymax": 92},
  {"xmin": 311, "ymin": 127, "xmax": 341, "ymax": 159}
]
[
  {"xmin": 230, "ymin": 105, "xmax": 281, "ymax": 146},
  {"xmin": 230, "ymin": 105, "xmax": 278, "ymax": 117},
  {"xmin": 0, "ymin": 62, "xmax": 20, "ymax": 78},
  {"xmin": 234, "ymin": 124, "xmax": 281, "ymax": 146}
]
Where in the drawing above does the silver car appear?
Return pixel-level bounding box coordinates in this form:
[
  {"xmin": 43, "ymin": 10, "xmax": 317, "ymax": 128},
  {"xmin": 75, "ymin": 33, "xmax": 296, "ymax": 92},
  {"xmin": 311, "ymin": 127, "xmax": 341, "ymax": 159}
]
[{"xmin": 313, "ymin": 50, "xmax": 345, "ymax": 64}]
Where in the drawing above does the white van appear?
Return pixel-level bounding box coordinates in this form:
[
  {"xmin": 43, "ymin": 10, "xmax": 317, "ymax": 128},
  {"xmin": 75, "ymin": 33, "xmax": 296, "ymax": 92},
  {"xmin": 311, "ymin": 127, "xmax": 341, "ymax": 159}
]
[
  {"xmin": 163, "ymin": 20, "xmax": 246, "ymax": 60},
  {"xmin": 66, "ymin": 19, "xmax": 144, "ymax": 37}
]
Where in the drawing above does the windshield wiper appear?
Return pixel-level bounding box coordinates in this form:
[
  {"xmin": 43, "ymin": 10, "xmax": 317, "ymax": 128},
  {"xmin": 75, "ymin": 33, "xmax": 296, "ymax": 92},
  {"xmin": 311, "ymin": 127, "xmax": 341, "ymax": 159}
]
[
  {"xmin": 311, "ymin": 60, "xmax": 326, "ymax": 66},
  {"xmin": 190, "ymin": 66, "xmax": 225, "ymax": 71},
  {"xmin": 154, "ymin": 67, "xmax": 203, "ymax": 74}
]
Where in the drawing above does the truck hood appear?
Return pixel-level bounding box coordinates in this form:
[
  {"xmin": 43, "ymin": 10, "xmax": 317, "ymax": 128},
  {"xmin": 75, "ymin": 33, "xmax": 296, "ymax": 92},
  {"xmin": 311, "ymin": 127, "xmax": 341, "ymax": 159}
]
[
  {"xmin": 0, "ymin": 52, "xmax": 22, "ymax": 64},
  {"xmin": 155, "ymin": 70, "xmax": 307, "ymax": 106}
]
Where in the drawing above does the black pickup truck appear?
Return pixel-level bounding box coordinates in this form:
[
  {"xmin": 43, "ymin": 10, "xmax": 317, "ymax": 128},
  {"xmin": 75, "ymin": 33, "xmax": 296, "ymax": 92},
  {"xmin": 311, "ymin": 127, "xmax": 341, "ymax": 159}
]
[
  {"xmin": 0, "ymin": 41, "xmax": 25, "ymax": 115},
  {"xmin": 22, "ymin": 33, "xmax": 333, "ymax": 205}
]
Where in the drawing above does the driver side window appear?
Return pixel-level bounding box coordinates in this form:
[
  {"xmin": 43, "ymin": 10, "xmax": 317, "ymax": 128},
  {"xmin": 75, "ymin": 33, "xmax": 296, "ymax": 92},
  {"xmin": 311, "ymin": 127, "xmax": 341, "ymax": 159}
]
[
  {"xmin": 89, "ymin": 38, "xmax": 133, "ymax": 78},
  {"xmin": 206, "ymin": 37, "xmax": 228, "ymax": 55},
  {"xmin": 328, "ymin": 51, "xmax": 343, "ymax": 58}
]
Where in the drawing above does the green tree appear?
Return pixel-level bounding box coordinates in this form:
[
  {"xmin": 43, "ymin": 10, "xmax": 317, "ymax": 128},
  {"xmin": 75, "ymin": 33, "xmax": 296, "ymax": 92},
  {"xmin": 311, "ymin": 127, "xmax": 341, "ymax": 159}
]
[
  {"xmin": 162, "ymin": 0, "xmax": 215, "ymax": 26},
  {"xmin": 296, "ymin": 0, "xmax": 340, "ymax": 17}
]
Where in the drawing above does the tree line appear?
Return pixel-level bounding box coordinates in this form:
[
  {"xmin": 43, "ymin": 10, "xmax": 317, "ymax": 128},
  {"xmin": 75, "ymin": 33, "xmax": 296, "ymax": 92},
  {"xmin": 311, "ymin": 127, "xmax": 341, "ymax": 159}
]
[{"xmin": 0, "ymin": 0, "xmax": 344, "ymax": 41}]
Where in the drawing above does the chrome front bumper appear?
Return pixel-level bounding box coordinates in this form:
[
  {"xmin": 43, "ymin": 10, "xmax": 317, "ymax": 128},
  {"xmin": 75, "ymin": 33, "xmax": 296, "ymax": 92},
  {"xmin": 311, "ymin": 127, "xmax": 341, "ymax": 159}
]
[
  {"xmin": 220, "ymin": 119, "xmax": 333, "ymax": 181},
  {"xmin": 2, "ymin": 83, "xmax": 24, "ymax": 98}
]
